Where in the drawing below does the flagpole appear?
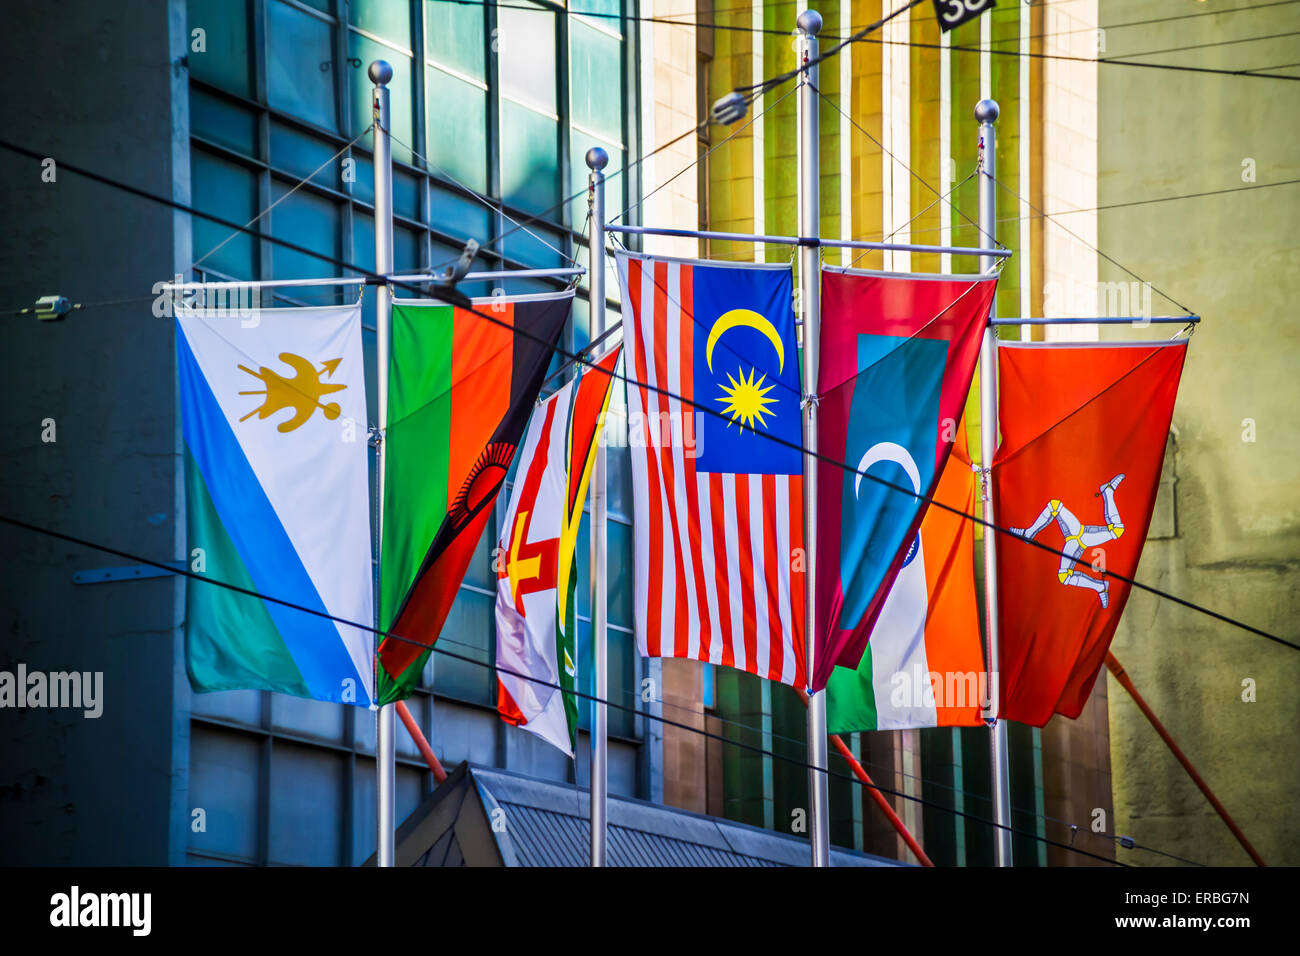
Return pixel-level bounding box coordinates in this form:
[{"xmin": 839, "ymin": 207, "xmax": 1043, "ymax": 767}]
[
  {"xmin": 976, "ymin": 98, "xmax": 1013, "ymax": 867},
  {"xmin": 370, "ymin": 59, "xmax": 397, "ymax": 870},
  {"xmin": 796, "ymin": 9, "xmax": 831, "ymax": 869},
  {"xmin": 585, "ymin": 146, "xmax": 609, "ymax": 867}
]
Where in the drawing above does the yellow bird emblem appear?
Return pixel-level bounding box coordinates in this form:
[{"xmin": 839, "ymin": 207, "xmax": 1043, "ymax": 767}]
[{"xmin": 238, "ymin": 353, "xmax": 346, "ymax": 433}]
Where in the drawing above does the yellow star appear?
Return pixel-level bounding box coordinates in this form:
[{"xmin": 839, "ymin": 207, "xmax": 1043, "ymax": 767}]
[{"xmin": 716, "ymin": 365, "xmax": 778, "ymax": 432}]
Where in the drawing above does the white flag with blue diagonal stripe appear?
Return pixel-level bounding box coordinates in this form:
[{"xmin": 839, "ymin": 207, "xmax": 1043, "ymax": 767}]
[{"xmin": 176, "ymin": 301, "xmax": 373, "ymax": 707}]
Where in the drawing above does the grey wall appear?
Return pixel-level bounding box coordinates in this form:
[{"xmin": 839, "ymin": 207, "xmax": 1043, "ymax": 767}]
[{"xmin": 0, "ymin": 0, "xmax": 188, "ymax": 865}]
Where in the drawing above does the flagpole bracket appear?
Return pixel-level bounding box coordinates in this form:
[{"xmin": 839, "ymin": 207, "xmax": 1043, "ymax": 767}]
[{"xmin": 368, "ymin": 425, "xmax": 383, "ymax": 449}]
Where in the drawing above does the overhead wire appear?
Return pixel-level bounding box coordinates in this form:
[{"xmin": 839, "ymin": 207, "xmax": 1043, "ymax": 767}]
[
  {"xmin": 2, "ymin": 136, "xmax": 1279, "ymax": 874},
  {"xmin": 424, "ymin": 0, "xmax": 1300, "ymax": 80},
  {"xmin": 1, "ymin": 134, "xmax": 1295, "ymax": 653},
  {"xmin": 0, "ymin": 512, "xmax": 1126, "ymax": 867}
]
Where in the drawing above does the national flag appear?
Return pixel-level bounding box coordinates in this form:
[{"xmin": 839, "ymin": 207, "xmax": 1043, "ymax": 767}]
[
  {"xmin": 176, "ymin": 301, "xmax": 374, "ymax": 706},
  {"xmin": 494, "ymin": 347, "xmax": 621, "ymax": 755},
  {"xmin": 814, "ymin": 267, "xmax": 997, "ymax": 691},
  {"xmin": 827, "ymin": 415, "xmax": 985, "ymax": 731},
  {"xmin": 994, "ymin": 339, "xmax": 1187, "ymax": 726},
  {"xmin": 617, "ymin": 251, "xmax": 805, "ymax": 686},
  {"xmin": 378, "ymin": 293, "xmax": 571, "ymax": 705}
]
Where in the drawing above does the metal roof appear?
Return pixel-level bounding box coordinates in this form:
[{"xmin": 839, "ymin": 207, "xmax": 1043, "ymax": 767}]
[{"xmin": 374, "ymin": 762, "xmax": 905, "ymax": 867}]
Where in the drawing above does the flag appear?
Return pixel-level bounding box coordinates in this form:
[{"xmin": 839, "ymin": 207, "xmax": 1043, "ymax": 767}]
[
  {"xmin": 176, "ymin": 301, "xmax": 373, "ymax": 706},
  {"xmin": 814, "ymin": 267, "xmax": 997, "ymax": 691},
  {"xmin": 994, "ymin": 339, "xmax": 1187, "ymax": 726},
  {"xmin": 378, "ymin": 293, "xmax": 571, "ymax": 705},
  {"xmin": 827, "ymin": 415, "xmax": 985, "ymax": 731},
  {"xmin": 494, "ymin": 346, "xmax": 621, "ymax": 755},
  {"xmin": 617, "ymin": 251, "xmax": 805, "ymax": 686}
]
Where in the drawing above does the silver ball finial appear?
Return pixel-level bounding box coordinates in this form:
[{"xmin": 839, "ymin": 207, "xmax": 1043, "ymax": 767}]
[
  {"xmin": 974, "ymin": 99, "xmax": 1000, "ymax": 123},
  {"xmin": 585, "ymin": 147, "xmax": 609, "ymax": 171},
  {"xmin": 368, "ymin": 60, "xmax": 393, "ymax": 85},
  {"xmin": 797, "ymin": 10, "xmax": 823, "ymax": 35}
]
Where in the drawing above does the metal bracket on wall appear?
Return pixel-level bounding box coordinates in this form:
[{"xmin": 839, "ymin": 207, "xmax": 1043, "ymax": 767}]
[{"xmin": 73, "ymin": 562, "xmax": 184, "ymax": 585}]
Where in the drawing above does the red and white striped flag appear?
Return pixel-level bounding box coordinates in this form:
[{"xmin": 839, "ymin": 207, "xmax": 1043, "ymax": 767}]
[{"xmin": 616, "ymin": 251, "xmax": 806, "ymax": 687}]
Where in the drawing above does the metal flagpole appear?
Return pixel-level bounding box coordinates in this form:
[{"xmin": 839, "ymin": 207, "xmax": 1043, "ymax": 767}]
[
  {"xmin": 371, "ymin": 59, "xmax": 396, "ymax": 869},
  {"xmin": 586, "ymin": 146, "xmax": 609, "ymax": 867},
  {"xmin": 797, "ymin": 9, "xmax": 831, "ymax": 869},
  {"xmin": 976, "ymin": 98, "xmax": 1013, "ymax": 867}
]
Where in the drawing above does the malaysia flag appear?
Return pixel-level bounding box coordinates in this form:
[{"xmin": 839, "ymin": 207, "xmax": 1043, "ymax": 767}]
[{"xmin": 616, "ymin": 251, "xmax": 806, "ymax": 686}]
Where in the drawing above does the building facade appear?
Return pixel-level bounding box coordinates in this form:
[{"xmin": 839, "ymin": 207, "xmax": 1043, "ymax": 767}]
[
  {"xmin": 1097, "ymin": 0, "xmax": 1300, "ymax": 867},
  {"xmin": 8, "ymin": 0, "xmax": 1279, "ymax": 869},
  {"xmin": 1, "ymin": 0, "xmax": 676, "ymax": 867}
]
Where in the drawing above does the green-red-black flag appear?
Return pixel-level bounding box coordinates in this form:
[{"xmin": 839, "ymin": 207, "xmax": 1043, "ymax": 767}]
[{"xmin": 377, "ymin": 292, "xmax": 571, "ymax": 704}]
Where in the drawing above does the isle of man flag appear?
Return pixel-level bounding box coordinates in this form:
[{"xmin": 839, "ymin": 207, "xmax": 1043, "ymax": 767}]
[
  {"xmin": 176, "ymin": 301, "xmax": 374, "ymax": 707},
  {"xmin": 494, "ymin": 347, "xmax": 621, "ymax": 755}
]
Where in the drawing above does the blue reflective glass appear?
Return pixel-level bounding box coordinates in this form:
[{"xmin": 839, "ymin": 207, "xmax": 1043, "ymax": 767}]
[
  {"xmin": 269, "ymin": 122, "xmax": 340, "ymax": 189},
  {"xmin": 349, "ymin": 0, "xmax": 411, "ymax": 49},
  {"xmin": 191, "ymin": 87, "xmax": 257, "ymax": 157},
  {"xmin": 424, "ymin": 0, "xmax": 486, "ymax": 80},
  {"xmin": 188, "ymin": 0, "xmax": 252, "ymax": 98},
  {"xmin": 267, "ymin": 0, "xmax": 337, "ymax": 131},
  {"xmin": 269, "ymin": 184, "xmax": 340, "ymax": 279},
  {"xmin": 432, "ymin": 589, "xmax": 494, "ymax": 704},
  {"xmin": 499, "ymin": 217, "xmax": 565, "ymax": 270},
  {"xmin": 428, "ymin": 183, "xmax": 492, "ymax": 244},
  {"xmin": 569, "ymin": 20, "xmax": 623, "ymax": 140},
  {"xmin": 500, "ymin": 102, "xmax": 559, "ymax": 217},
  {"xmin": 192, "ymin": 149, "xmax": 257, "ymax": 279},
  {"xmin": 425, "ymin": 64, "xmax": 488, "ymax": 194}
]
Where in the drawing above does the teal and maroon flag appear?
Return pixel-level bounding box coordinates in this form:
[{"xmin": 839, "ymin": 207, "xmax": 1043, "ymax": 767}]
[{"xmin": 813, "ymin": 267, "xmax": 997, "ymax": 691}]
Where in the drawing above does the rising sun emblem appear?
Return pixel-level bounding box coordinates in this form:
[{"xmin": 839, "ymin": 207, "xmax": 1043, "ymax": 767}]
[{"xmin": 716, "ymin": 365, "xmax": 778, "ymax": 432}]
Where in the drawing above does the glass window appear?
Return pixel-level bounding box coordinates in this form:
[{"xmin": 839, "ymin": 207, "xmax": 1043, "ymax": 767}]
[
  {"xmin": 424, "ymin": 0, "xmax": 486, "ymax": 80},
  {"xmin": 267, "ymin": 0, "xmax": 338, "ymax": 132},
  {"xmin": 188, "ymin": 0, "xmax": 252, "ymax": 99},
  {"xmin": 497, "ymin": 3, "xmax": 557, "ymax": 115},
  {"xmin": 269, "ymin": 183, "xmax": 340, "ymax": 280},
  {"xmin": 432, "ymin": 589, "xmax": 494, "ymax": 705},
  {"xmin": 574, "ymin": 0, "xmax": 622, "ymax": 20},
  {"xmin": 428, "ymin": 183, "xmax": 492, "ymax": 244},
  {"xmin": 499, "ymin": 100, "xmax": 560, "ymax": 217},
  {"xmin": 191, "ymin": 88, "xmax": 257, "ymax": 157},
  {"xmin": 349, "ymin": 0, "xmax": 412, "ymax": 50},
  {"xmin": 425, "ymin": 65, "xmax": 489, "ymax": 193},
  {"xmin": 191, "ymin": 149, "xmax": 258, "ymax": 279},
  {"xmin": 569, "ymin": 20, "xmax": 622, "ymax": 141},
  {"xmin": 608, "ymin": 519, "xmax": 633, "ymax": 630},
  {"xmin": 499, "ymin": 213, "xmax": 565, "ymax": 270},
  {"xmin": 269, "ymin": 122, "xmax": 340, "ymax": 190},
  {"xmin": 394, "ymin": 168, "xmax": 420, "ymax": 221}
]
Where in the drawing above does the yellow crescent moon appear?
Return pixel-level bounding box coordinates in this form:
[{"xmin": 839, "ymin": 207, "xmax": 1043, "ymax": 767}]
[{"xmin": 705, "ymin": 309, "xmax": 785, "ymax": 373}]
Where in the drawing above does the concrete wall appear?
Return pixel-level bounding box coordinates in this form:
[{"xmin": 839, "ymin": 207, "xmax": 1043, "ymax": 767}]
[
  {"xmin": 1099, "ymin": 0, "xmax": 1300, "ymax": 866},
  {"xmin": 0, "ymin": 0, "xmax": 189, "ymax": 864}
]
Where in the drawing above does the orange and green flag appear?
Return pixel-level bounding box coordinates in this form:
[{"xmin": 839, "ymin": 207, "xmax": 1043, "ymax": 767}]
[{"xmin": 377, "ymin": 293, "xmax": 571, "ymax": 705}]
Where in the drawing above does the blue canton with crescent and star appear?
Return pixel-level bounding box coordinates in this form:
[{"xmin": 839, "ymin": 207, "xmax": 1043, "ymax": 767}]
[{"xmin": 690, "ymin": 264, "xmax": 802, "ymax": 476}]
